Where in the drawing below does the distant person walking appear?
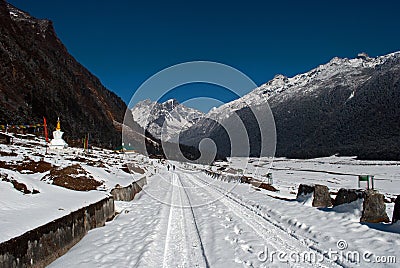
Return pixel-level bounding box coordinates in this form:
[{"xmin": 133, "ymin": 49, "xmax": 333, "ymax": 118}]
[
  {"xmin": 173, "ymin": 165, "xmax": 175, "ymax": 171},
  {"xmin": 167, "ymin": 165, "xmax": 170, "ymax": 171}
]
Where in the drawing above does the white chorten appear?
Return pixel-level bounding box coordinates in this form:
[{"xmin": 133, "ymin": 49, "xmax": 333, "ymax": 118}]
[{"xmin": 49, "ymin": 117, "xmax": 68, "ymax": 149}]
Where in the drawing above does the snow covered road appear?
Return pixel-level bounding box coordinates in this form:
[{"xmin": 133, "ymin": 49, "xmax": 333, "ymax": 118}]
[
  {"xmin": 162, "ymin": 173, "xmax": 208, "ymax": 267},
  {"xmin": 49, "ymin": 169, "xmax": 213, "ymax": 268},
  {"xmin": 49, "ymin": 166, "xmax": 399, "ymax": 268}
]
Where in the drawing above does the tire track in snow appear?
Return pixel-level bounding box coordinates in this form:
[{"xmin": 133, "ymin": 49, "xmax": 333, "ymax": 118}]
[
  {"xmin": 162, "ymin": 173, "xmax": 208, "ymax": 268},
  {"xmin": 134, "ymin": 176, "xmax": 175, "ymax": 267},
  {"xmin": 187, "ymin": 172, "xmax": 347, "ymax": 268}
]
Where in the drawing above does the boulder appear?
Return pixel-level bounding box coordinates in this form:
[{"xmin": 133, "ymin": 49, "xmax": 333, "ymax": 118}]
[
  {"xmin": 297, "ymin": 184, "xmax": 315, "ymax": 199},
  {"xmin": 296, "ymin": 184, "xmax": 332, "ymax": 208},
  {"xmin": 334, "ymin": 188, "xmax": 364, "ymax": 207},
  {"xmin": 392, "ymin": 195, "xmax": 400, "ymax": 224},
  {"xmin": 360, "ymin": 190, "xmax": 390, "ymax": 223},
  {"xmin": 313, "ymin": 185, "xmax": 332, "ymax": 208},
  {"xmin": 240, "ymin": 175, "xmax": 252, "ymax": 184}
]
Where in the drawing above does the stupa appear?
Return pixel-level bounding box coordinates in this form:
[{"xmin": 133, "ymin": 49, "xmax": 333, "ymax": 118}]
[{"xmin": 49, "ymin": 117, "xmax": 68, "ymax": 149}]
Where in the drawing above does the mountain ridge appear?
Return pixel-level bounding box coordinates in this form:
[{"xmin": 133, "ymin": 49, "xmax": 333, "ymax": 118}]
[
  {"xmin": 179, "ymin": 51, "xmax": 400, "ymax": 160},
  {"xmin": 131, "ymin": 98, "xmax": 204, "ymax": 142},
  {"xmin": 0, "ymin": 0, "xmax": 126, "ymax": 148}
]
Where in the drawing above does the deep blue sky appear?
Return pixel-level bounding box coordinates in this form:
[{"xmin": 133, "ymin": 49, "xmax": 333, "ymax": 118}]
[{"xmin": 8, "ymin": 0, "xmax": 400, "ymax": 112}]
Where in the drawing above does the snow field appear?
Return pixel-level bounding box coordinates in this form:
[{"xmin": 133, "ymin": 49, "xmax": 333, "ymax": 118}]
[{"xmin": 50, "ymin": 160, "xmax": 400, "ymax": 267}]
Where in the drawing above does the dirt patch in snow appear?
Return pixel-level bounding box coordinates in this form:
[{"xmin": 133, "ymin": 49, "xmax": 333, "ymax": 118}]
[
  {"xmin": 0, "ymin": 151, "xmax": 17, "ymax": 157},
  {"xmin": 250, "ymin": 180, "xmax": 279, "ymax": 192},
  {"xmin": 0, "ymin": 160, "xmax": 53, "ymax": 173},
  {"xmin": 121, "ymin": 163, "xmax": 145, "ymax": 174},
  {"xmin": 18, "ymin": 160, "xmax": 52, "ymax": 173},
  {"xmin": 87, "ymin": 161, "xmax": 107, "ymax": 168},
  {"xmin": 225, "ymin": 168, "xmax": 241, "ymax": 174},
  {"xmin": 67, "ymin": 157, "xmax": 107, "ymax": 168},
  {"xmin": 1, "ymin": 173, "xmax": 39, "ymax": 194},
  {"xmin": 46, "ymin": 164, "xmax": 102, "ymax": 191}
]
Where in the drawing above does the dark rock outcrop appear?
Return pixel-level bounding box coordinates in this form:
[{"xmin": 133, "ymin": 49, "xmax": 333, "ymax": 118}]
[
  {"xmin": 334, "ymin": 188, "xmax": 364, "ymax": 207},
  {"xmin": 392, "ymin": 195, "xmax": 400, "ymax": 224},
  {"xmin": 0, "ymin": 1, "xmax": 126, "ymax": 148},
  {"xmin": 360, "ymin": 190, "xmax": 390, "ymax": 223},
  {"xmin": 296, "ymin": 184, "xmax": 332, "ymax": 208},
  {"xmin": 296, "ymin": 184, "xmax": 315, "ymax": 200}
]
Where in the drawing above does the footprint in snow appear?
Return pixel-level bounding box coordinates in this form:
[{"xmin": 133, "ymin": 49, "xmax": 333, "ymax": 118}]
[
  {"xmin": 94, "ymin": 253, "xmax": 103, "ymax": 260},
  {"xmin": 208, "ymin": 204, "xmax": 217, "ymax": 210},
  {"xmin": 225, "ymin": 235, "xmax": 238, "ymax": 245},
  {"xmin": 240, "ymin": 243, "xmax": 253, "ymax": 253},
  {"xmin": 221, "ymin": 223, "xmax": 231, "ymax": 229},
  {"xmin": 244, "ymin": 260, "xmax": 253, "ymax": 267},
  {"xmin": 234, "ymin": 257, "xmax": 242, "ymax": 264},
  {"xmin": 234, "ymin": 225, "xmax": 242, "ymax": 235}
]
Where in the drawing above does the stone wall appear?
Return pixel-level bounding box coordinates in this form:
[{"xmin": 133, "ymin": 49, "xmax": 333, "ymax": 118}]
[
  {"xmin": 0, "ymin": 197, "xmax": 114, "ymax": 268},
  {"xmin": 204, "ymin": 170, "xmax": 278, "ymax": 192},
  {"xmin": 204, "ymin": 170, "xmax": 241, "ymax": 183},
  {"xmin": 110, "ymin": 176, "xmax": 147, "ymax": 201}
]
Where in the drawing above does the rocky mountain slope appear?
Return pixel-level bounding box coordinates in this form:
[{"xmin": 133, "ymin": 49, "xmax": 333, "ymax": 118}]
[
  {"xmin": 180, "ymin": 52, "xmax": 400, "ymax": 160},
  {"xmin": 0, "ymin": 1, "xmax": 126, "ymax": 148},
  {"xmin": 131, "ymin": 99, "xmax": 204, "ymax": 141}
]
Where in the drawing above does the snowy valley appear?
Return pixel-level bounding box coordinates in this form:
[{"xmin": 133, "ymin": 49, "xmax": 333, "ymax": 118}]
[
  {"xmin": 1, "ymin": 136, "xmax": 399, "ymax": 267},
  {"xmin": 50, "ymin": 154, "xmax": 400, "ymax": 267},
  {"xmin": 0, "ymin": 2, "xmax": 399, "ymax": 267}
]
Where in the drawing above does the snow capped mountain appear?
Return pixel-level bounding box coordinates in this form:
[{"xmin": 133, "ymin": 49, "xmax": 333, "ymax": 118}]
[
  {"xmin": 206, "ymin": 51, "xmax": 400, "ymax": 118},
  {"xmin": 131, "ymin": 99, "xmax": 204, "ymax": 141},
  {"xmin": 180, "ymin": 51, "xmax": 400, "ymax": 160},
  {"xmin": 128, "ymin": 52, "xmax": 400, "ymax": 160}
]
